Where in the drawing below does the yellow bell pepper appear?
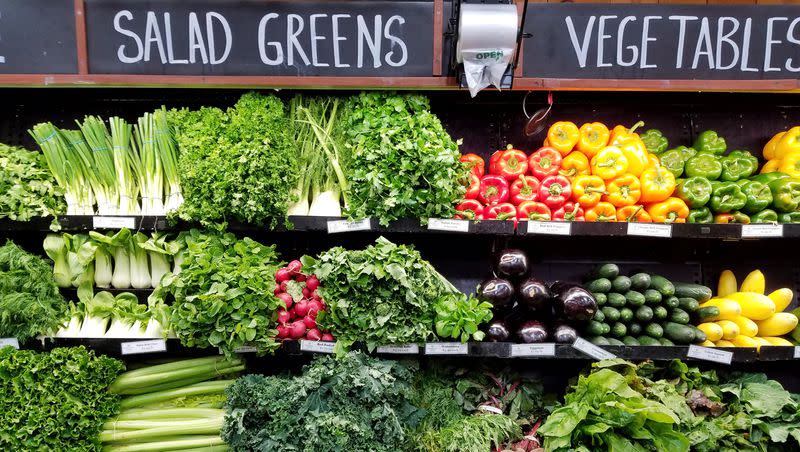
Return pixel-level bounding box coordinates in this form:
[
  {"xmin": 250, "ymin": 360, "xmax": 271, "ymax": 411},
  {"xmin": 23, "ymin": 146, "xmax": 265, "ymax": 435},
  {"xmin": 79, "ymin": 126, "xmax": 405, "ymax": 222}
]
[
  {"xmin": 740, "ymin": 270, "xmax": 765, "ymax": 294},
  {"xmin": 646, "ymin": 197, "xmax": 689, "ymax": 224},
  {"xmin": 639, "ymin": 165, "xmax": 676, "ymax": 203},
  {"xmin": 590, "ymin": 146, "xmax": 628, "ymax": 180},
  {"xmin": 646, "ymin": 154, "xmax": 660, "ymax": 169},
  {"xmin": 547, "ymin": 121, "xmax": 580, "ymax": 156},
  {"xmin": 761, "ymin": 158, "xmax": 782, "ymax": 174},
  {"xmin": 577, "ymin": 122, "xmax": 610, "ymax": 158},
  {"xmin": 778, "ymin": 151, "xmax": 800, "ymax": 177},
  {"xmin": 559, "ymin": 151, "xmax": 591, "ymax": 179},
  {"xmin": 775, "ymin": 126, "xmax": 800, "ymax": 159},
  {"xmin": 609, "ymin": 121, "xmax": 648, "ymax": 176},
  {"xmin": 763, "ymin": 131, "xmax": 785, "ymax": 160}
]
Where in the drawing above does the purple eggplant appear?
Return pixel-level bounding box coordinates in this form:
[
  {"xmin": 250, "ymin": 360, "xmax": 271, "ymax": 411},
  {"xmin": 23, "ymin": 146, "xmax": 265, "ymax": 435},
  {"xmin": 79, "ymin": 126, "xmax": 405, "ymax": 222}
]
[
  {"xmin": 494, "ymin": 249, "xmax": 529, "ymax": 280},
  {"xmin": 552, "ymin": 284, "xmax": 597, "ymax": 322},
  {"xmin": 517, "ymin": 320, "xmax": 548, "ymax": 343},
  {"xmin": 552, "ymin": 323, "xmax": 578, "ymax": 344},
  {"xmin": 517, "ymin": 278, "xmax": 552, "ymax": 313},
  {"xmin": 478, "ymin": 278, "xmax": 514, "ymax": 310},
  {"xmin": 486, "ymin": 320, "xmax": 511, "ymax": 342}
]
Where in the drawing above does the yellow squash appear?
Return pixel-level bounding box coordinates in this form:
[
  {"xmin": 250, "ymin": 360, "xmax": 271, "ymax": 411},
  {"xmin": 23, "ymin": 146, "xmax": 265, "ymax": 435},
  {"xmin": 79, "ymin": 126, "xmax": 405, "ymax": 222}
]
[
  {"xmin": 717, "ymin": 270, "xmax": 737, "ymax": 297},
  {"xmin": 752, "ymin": 337, "xmax": 772, "ymax": 350},
  {"xmin": 715, "ymin": 339, "xmax": 735, "ymax": 347},
  {"xmin": 700, "ymin": 298, "xmax": 742, "ymax": 321},
  {"xmin": 762, "ymin": 336, "xmax": 794, "ymax": 346},
  {"xmin": 716, "ymin": 320, "xmax": 740, "ymax": 340},
  {"xmin": 725, "ymin": 292, "xmax": 776, "ymax": 320},
  {"xmin": 739, "ymin": 270, "xmax": 765, "ymax": 294},
  {"xmin": 731, "ymin": 316, "xmax": 758, "ymax": 337},
  {"xmin": 697, "ymin": 322, "xmax": 723, "ymax": 342},
  {"xmin": 767, "ymin": 288, "xmax": 794, "ymax": 312},
  {"xmin": 731, "ymin": 335, "xmax": 759, "ymax": 348},
  {"xmin": 754, "ymin": 312, "xmax": 799, "ymax": 336},
  {"xmin": 699, "ymin": 340, "xmax": 716, "ymax": 347}
]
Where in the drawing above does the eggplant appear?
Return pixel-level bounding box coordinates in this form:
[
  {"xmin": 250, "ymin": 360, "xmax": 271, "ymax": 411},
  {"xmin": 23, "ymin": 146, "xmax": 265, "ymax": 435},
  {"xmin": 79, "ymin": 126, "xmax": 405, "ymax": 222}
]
[
  {"xmin": 494, "ymin": 249, "xmax": 529, "ymax": 280},
  {"xmin": 552, "ymin": 284, "xmax": 597, "ymax": 322},
  {"xmin": 517, "ymin": 320, "xmax": 548, "ymax": 343},
  {"xmin": 486, "ymin": 320, "xmax": 511, "ymax": 342},
  {"xmin": 477, "ymin": 278, "xmax": 514, "ymax": 310},
  {"xmin": 552, "ymin": 323, "xmax": 578, "ymax": 344},
  {"xmin": 517, "ymin": 278, "xmax": 552, "ymax": 313}
]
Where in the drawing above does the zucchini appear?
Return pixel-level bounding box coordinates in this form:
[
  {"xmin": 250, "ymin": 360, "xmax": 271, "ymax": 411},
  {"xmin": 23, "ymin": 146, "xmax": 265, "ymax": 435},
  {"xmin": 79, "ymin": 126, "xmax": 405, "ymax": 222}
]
[
  {"xmin": 664, "ymin": 296, "xmax": 680, "ymax": 309},
  {"xmin": 694, "ymin": 306, "xmax": 720, "ymax": 322},
  {"xmin": 653, "ymin": 306, "xmax": 669, "ymax": 320},
  {"xmin": 611, "ymin": 322, "xmax": 627, "ymax": 338},
  {"xmin": 659, "ymin": 338, "xmax": 674, "ymax": 346},
  {"xmin": 593, "ymin": 310, "xmax": 606, "ymax": 323},
  {"xmin": 663, "ymin": 322, "xmax": 697, "ymax": 344},
  {"xmin": 586, "ymin": 321, "xmax": 606, "ymax": 336},
  {"xmin": 607, "ymin": 293, "xmax": 627, "ymax": 308},
  {"xmin": 692, "ymin": 326, "xmax": 707, "ymax": 343},
  {"xmin": 611, "ymin": 276, "xmax": 632, "ymax": 293},
  {"xmin": 601, "ymin": 306, "xmax": 620, "ymax": 322},
  {"xmin": 625, "ymin": 290, "xmax": 646, "ymax": 307},
  {"xmin": 638, "ymin": 336, "xmax": 661, "ymax": 346},
  {"xmin": 586, "ymin": 263, "xmax": 619, "ymax": 280},
  {"xmin": 645, "ymin": 323, "xmax": 664, "ymax": 339},
  {"xmin": 601, "ymin": 323, "xmax": 611, "ymax": 335},
  {"xmin": 673, "ymin": 282, "xmax": 712, "ymax": 302},
  {"xmin": 606, "ymin": 338, "xmax": 625, "ymax": 346},
  {"xmin": 593, "ymin": 293, "xmax": 607, "ymax": 306},
  {"xmin": 649, "ymin": 274, "xmax": 675, "ymax": 296},
  {"xmin": 678, "ymin": 298, "xmax": 700, "ymax": 312},
  {"xmin": 586, "ymin": 278, "xmax": 612, "ymax": 293},
  {"xmin": 644, "ymin": 289, "xmax": 662, "ymax": 305},
  {"xmin": 618, "ymin": 308, "xmax": 634, "ymax": 323},
  {"xmin": 629, "ymin": 273, "xmax": 651, "ymax": 291},
  {"xmin": 628, "ymin": 322, "xmax": 642, "ymax": 336},
  {"xmin": 591, "ymin": 336, "xmax": 611, "ymax": 346},
  {"xmin": 635, "ymin": 305, "xmax": 654, "ymax": 323},
  {"xmin": 623, "ymin": 336, "xmax": 640, "ymax": 346},
  {"xmin": 669, "ymin": 308, "xmax": 691, "ymax": 325}
]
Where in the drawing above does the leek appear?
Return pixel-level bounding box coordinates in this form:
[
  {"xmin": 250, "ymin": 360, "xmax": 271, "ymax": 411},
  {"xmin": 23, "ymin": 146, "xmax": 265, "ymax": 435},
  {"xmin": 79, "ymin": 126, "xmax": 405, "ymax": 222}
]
[
  {"xmin": 154, "ymin": 107, "xmax": 182, "ymax": 213},
  {"xmin": 134, "ymin": 112, "xmax": 165, "ymax": 215},
  {"xmin": 78, "ymin": 116, "xmax": 118, "ymax": 215},
  {"xmin": 110, "ymin": 117, "xmax": 141, "ymax": 215}
]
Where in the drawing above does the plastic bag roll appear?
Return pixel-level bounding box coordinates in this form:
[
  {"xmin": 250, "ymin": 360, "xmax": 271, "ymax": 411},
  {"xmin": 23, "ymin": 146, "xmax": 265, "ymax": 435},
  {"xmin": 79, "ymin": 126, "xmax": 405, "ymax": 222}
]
[{"xmin": 457, "ymin": 3, "xmax": 518, "ymax": 96}]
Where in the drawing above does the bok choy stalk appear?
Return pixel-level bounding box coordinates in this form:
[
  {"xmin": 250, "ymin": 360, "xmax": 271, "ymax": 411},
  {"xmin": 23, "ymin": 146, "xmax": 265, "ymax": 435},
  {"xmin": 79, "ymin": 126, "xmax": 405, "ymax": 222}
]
[
  {"xmin": 130, "ymin": 232, "xmax": 151, "ymax": 289},
  {"xmin": 43, "ymin": 234, "xmax": 71, "ymax": 288},
  {"xmin": 90, "ymin": 229, "xmax": 133, "ymax": 289},
  {"xmin": 104, "ymin": 292, "xmax": 149, "ymax": 338},
  {"xmin": 63, "ymin": 233, "xmax": 97, "ymax": 288},
  {"xmin": 154, "ymin": 107, "xmax": 183, "ymax": 213},
  {"xmin": 110, "ymin": 117, "xmax": 141, "ymax": 215},
  {"xmin": 93, "ymin": 245, "xmax": 113, "ymax": 288},
  {"xmin": 56, "ymin": 282, "xmax": 115, "ymax": 338},
  {"xmin": 78, "ymin": 115, "xmax": 118, "ymax": 215},
  {"xmin": 138, "ymin": 232, "xmax": 172, "ymax": 287}
]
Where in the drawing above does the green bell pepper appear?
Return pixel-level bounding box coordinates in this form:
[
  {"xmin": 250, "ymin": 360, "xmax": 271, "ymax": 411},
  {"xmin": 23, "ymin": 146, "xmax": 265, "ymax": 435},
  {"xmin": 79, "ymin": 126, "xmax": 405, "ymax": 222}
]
[
  {"xmin": 673, "ymin": 146, "xmax": 697, "ymax": 161},
  {"xmin": 693, "ymin": 130, "xmax": 727, "ymax": 155},
  {"xmin": 685, "ymin": 153, "xmax": 723, "ymax": 180},
  {"xmin": 710, "ymin": 181, "xmax": 747, "ymax": 213},
  {"xmin": 750, "ymin": 172, "xmax": 789, "ymax": 185},
  {"xmin": 778, "ymin": 212, "xmax": 800, "ymax": 223},
  {"xmin": 768, "ymin": 177, "xmax": 800, "ymax": 212},
  {"xmin": 676, "ymin": 176, "xmax": 712, "ymax": 208},
  {"xmin": 751, "ymin": 209, "xmax": 778, "ymax": 223},
  {"xmin": 659, "ymin": 148, "xmax": 686, "ymax": 177},
  {"xmin": 688, "ymin": 207, "xmax": 713, "ymax": 224},
  {"xmin": 739, "ymin": 180, "xmax": 773, "ymax": 214},
  {"xmin": 720, "ymin": 150, "xmax": 758, "ymax": 181},
  {"xmin": 640, "ymin": 129, "xmax": 669, "ymax": 154},
  {"xmin": 714, "ymin": 211, "xmax": 751, "ymax": 224}
]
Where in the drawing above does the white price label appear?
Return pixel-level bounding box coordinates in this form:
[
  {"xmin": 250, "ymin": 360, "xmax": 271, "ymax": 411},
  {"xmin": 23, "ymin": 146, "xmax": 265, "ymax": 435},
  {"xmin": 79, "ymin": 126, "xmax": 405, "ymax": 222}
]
[
  {"xmin": 93, "ymin": 216, "xmax": 136, "ymax": 229},
  {"xmin": 687, "ymin": 345, "xmax": 733, "ymax": 365},
  {"xmin": 424, "ymin": 342, "xmax": 469, "ymax": 355},
  {"xmin": 428, "ymin": 218, "xmax": 470, "ymax": 233},
  {"xmin": 327, "ymin": 218, "xmax": 372, "ymax": 234},
  {"xmin": 234, "ymin": 346, "xmax": 258, "ymax": 353},
  {"xmin": 794, "ymin": 346, "xmax": 800, "ymax": 359},
  {"xmin": 120, "ymin": 339, "xmax": 167, "ymax": 355},
  {"xmin": 572, "ymin": 337, "xmax": 617, "ymax": 360},
  {"xmin": 300, "ymin": 340, "xmax": 335, "ymax": 353},
  {"xmin": 377, "ymin": 344, "xmax": 420, "ymax": 354},
  {"xmin": 741, "ymin": 224, "xmax": 783, "ymax": 238},
  {"xmin": 527, "ymin": 221, "xmax": 571, "ymax": 236},
  {"xmin": 0, "ymin": 338, "xmax": 20, "ymax": 349},
  {"xmin": 511, "ymin": 343, "xmax": 555, "ymax": 357},
  {"xmin": 627, "ymin": 223, "xmax": 672, "ymax": 238}
]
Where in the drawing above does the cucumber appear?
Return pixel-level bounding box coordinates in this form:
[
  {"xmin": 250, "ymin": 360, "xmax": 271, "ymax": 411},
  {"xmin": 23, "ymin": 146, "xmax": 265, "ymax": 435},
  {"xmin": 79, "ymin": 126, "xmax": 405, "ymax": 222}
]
[
  {"xmin": 645, "ymin": 323, "xmax": 664, "ymax": 339},
  {"xmin": 628, "ymin": 322, "xmax": 642, "ymax": 336},
  {"xmin": 630, "ymin": 273, "xmax": 651, "ymax": 291},
  {"xmin": 586, "ymin": 321, "xmax": 606, "ymax": 336},
  {"xmin": 601, "ymin": 306, "xmax": 620, "ymax": 322},
  {"xmin": 694, "ymin": 306, "xmax": 720, "ymax": 322},
  {"xmin": 638, "ymin": 336, "xmax": 661, "ymax": 346},
  {"xmin": 593, "ymin": 293, "xmax": 607, "ymax": 306},
  {"xmin": 618, "ymin": 308, "xmax": 634, "ymax": 323},
  {"xmin": 669, "ymin": 308, "xmax": 691, "ymax": 325},
  {"xmin": 623, "ymin": 336, "xmax": 640, "ymax": 346},
  {"xmin": 611, "ymin": 322, "xmax": 627, "ymax": 338},
  {"xmin": 591, "ymin": 336, "xmax": 611, "ymax": 346},
  {"xmin": 586, "ymin": 278, "xmax": 612, "ymax": 293},
  {"xmin": 673, "ymin": 282, "xmax": 713, "ymax": 302},
  {"xmin": 635, "ymin": 305, "xmax": 654, "ymax": 323},
  {"xmin": 644, "ymin": 289, "xmax": 662, "ymax": 305},
  {"xmin": 653, "ymin": 306, "xmax": 669, "ymax": 320},
  {"xmin": 663, "ymin": 322, "xmax": 697, "ymax": 344},
  {"xmin": 678, "ymin": 298, "xmax": 700, "ymax": 312},
  {"xmin": 659, "ymin": 338, "xmax": 675, "ymax": 346},
  {"xmin": 611, "ymin": 276, "xmax": 632, "ymax": 293},
  {"xmin": 587, "ymin": 263, "xmax": 619, "ymax": 280},
  {"xmin": 692, "ymin": 326, "xmax": 707, "ymax": 343},
  {"xmin": 664, "ymin": 296, "xmax": 680, "ymax": 309},
  {"xmin": 649, "ymin": 274, "xmax": 675, "ymax": 296},
  {"xmin": 625, "ymin": 290, "xmax": 646, "ymax": 307},
  {"xmin": 601, "ymin": 323, "xmax": 611, "ymax": 335},
  {"xmin": 593, "ymin": 310, "xmax": 606, "ymax": 323},
  {"xmin": 607, "ymin": 293, "xmax": 627, "ymax": 308},
  {"xmin": 606, "ymin": 338, "xmax": 625, "ymax": 346}
]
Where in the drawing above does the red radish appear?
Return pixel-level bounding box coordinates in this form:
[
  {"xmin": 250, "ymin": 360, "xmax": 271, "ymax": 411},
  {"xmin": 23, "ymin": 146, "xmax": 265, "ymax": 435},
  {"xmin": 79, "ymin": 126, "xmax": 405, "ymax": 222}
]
[
  {"xmin": 303, "ymin": 315, "xmax": 317, "ymax": 329},
  {"xmin": 276, "ymin": 293, "xmax": 293, "ymax": 309},
  {"xmin": 295, "ymin": 274, "xmax": 307, "ymax": 282},
  {"xmin": 273, "ymin": 283, "xmax": 281, "ymax": 295},
  {"xmin": 321, "ymin": 333, "xmax": 334, "ymax": 341},
  {"xmin": 276, "ymin": 309, "xmax": 291, "ymax": 325},
  {"xmin": 287, "ymin": 260, "xmax": 303, "ymax": 274},
  {"xmin": 305, "ymin": 276, "xmax": 320, "ymax": 291},
  {"xmin": 294, "ymin": 300, "xmax": 310, "ymax": 317},
  {"xmin": 311, "ymin": 292, "xmax": 322, "ymax": 302},
  {"xmin": 279, "ymin": 280, "xmax": 289, "ymax": 292},
  {"xmin": 275, "ymin": 268, "xmax": 291, "ymax": 282},
  {"xmin": 302, "ymin": 287, "xmax": 311, "ymax": 298},
  {"xmin": 306, "ymin": 329, "xmax": 322, "ymax": 341},
  {"xmin": 289, "ymin": 321, "xmax": 306, "ymax": 339},
  {"xmin": 276, "ymin": 325, "xmax": 290, "ymax": 339},
  {"xmin": 287, "ymin": 307, "xmax": 296, "ymax": 319},
  {"xmin": 307, "ymin": 300, "xmax": 323, "ymax": 317}
]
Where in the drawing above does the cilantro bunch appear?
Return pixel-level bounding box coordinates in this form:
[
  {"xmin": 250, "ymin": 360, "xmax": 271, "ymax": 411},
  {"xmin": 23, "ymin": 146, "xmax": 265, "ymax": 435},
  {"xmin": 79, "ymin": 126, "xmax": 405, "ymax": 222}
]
[
  {"xmin": 0, "ymin": 143, "xmax": 65, "ymax": 221},
  {"xmin": 339, "ymin": 92, "xmax": 467, "ymax": 226}
]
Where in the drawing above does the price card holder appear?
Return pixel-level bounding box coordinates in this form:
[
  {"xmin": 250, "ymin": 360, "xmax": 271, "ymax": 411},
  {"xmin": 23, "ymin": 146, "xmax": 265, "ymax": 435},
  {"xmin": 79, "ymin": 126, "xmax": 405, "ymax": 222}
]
[
  {"xmin": 687, "ymin": 345, "xmax": 733, "ymax": 365},
  {"xmin": 300, "ymin": 340, "xmax": 335, "ymax": 353},
  {"xmin": 234, "ymin": 346, "xmax": 258, "ymax": 353},
  {"xmin": 0, "ymin": 338, "xmax": 20, "ymax": 349},
  {"xmin": 428, "ymin": 219, "xmax": 470, "ymax": 233},
  {"xmin": 571, "ymin": 338, "xmax": 616, "ymax": 360},
  {"xmin": 627, "ymin": 223, "xmax": 672, "ymax": 238},
  {"xmin": 120, "ymin": 339, "xmax": 167, "ymax": 355},
  {"xmin": 424, "ymin": 342, "xmax": 469, "ymax": 355},
  {"xmin": 377, "ymin": 344, "xmax": 420, "ymax": 354},
  {"xmin": 527, "ymin": 221, "xmax": 571, "ymax": 236},
  {"xmin": 741, "ymin": 224, "xmax": 783, "ymax": 238},
  {"xmin": 794, "ymin": 346, "xmax": 800, "ymax": 359},
  {"xmin": 327, "ymin": 218, "xmax": 372, "ymax": 234},
  {"xmin": 93, "ymin": 216, "xmax": 137, "ymax": 229},
  {"xmin": 510, "ymin": 343, "xmax": 555, "ymax": 357}
]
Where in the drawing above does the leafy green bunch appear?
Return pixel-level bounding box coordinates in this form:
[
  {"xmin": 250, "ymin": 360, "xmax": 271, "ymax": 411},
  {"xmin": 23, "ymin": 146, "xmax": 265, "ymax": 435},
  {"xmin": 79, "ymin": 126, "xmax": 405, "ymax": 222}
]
[{"xmin": 0, "ymin": 143, "xmax": 65, "ymax": 221}]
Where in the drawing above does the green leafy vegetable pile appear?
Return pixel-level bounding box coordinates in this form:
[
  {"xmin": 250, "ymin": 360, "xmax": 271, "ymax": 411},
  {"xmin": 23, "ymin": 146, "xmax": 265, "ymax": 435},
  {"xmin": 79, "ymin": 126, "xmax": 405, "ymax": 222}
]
[
  {"xmin": 0, "ymin": 346, "xmax": 124, "ymax": 451},
  {"xmin": 149, "ymin": 229, "xmax": 283, "ymax": 356},
  {"xmin": 223, "ymin": 352, "xmax": 422, "ymax": 451},
  {"xmin": 0, "ymin": 239, "xmax": 68, "ymax": 340},
  {"xmin": 302, "ymin": 236, "xmax": 458, "ymax": 351},
  {"xmin": 0, "ymin": 143, "xmax": 65, "ymax": 221},
  {"xmin": 339, "ymin": 92, "xmax": 466, "ymax": 226},
  {"xmin": 170, "ymin": 92, "xmax": 297, "ymax": 229}
]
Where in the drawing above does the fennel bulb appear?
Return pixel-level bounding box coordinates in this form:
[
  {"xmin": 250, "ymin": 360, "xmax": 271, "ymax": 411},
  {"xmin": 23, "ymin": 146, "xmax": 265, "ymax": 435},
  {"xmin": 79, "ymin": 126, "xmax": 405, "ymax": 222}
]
[
  {"xmin": 287, "ymin": 189, "xmax": 310, "ymax": 216},
  {"xmin": 309, "ymin": 189, "xmax": 342, "ymax": 216}
]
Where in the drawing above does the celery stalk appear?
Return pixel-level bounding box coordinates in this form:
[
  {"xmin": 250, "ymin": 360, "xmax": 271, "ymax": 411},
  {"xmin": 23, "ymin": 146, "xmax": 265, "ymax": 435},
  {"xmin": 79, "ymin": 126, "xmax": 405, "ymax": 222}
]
[
  {"xmin": 120, "ymin": 381, "xmax": 232, "ymax": 410},
  {"xmin": 102, "ymin": 435, "xmax": 225, "ymax": 451},
  {"xmin": 115, "ymin": 408, "xmax": 223, "ymax": 421}
]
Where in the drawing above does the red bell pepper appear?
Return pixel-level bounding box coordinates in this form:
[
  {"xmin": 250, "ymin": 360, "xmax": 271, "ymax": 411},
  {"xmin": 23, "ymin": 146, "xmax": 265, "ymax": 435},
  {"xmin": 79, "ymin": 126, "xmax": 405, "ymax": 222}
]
[
  {"xmin": 516, "ymin": 201, "xmax": 551, "ymax": 221},
  {"xmin": 495, "ymin": 145, "xmax": 529, "ymax": 181},
  {"xmin": 510, "ymin": 175, "xmax": 540, "ymax": 205},
  {"xmin": 528, "ymin": 147, "xmax": 563, "ymax": 180},
  {"xmin": 460, "ymin": 153, "xmax": 485, "ymax": 178},
  {"xmin": 478, "ymin": 175, "xmax": 509, "ymax": 205},
  {"xmin": 465, "ymin": 173, "xmax": 481, "ymax": 200},
  {"xmin": 489, "ymin": 150, "xmax": 503, "ymax": 175},
  {"xmin": 553, "ymin": 202, "xmax": 585, "ymax": 221},
  {"xmin": 485, "ymin": 203, "xmax": 517, "ymax": 220},
  {"xmin": 454, "ymin": 199, "xmax": 484, "ymax": 220},
  {"xmin": 538, "ymin": 175, "xmax": 572, "ymax": 209}
]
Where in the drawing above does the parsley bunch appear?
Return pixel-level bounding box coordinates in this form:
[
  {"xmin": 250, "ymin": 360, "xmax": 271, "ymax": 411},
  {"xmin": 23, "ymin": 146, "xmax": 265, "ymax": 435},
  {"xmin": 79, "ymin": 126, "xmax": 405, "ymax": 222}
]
[{"xmin": 0, "ymin": 143, "xmax": 65, "ymax": 221}]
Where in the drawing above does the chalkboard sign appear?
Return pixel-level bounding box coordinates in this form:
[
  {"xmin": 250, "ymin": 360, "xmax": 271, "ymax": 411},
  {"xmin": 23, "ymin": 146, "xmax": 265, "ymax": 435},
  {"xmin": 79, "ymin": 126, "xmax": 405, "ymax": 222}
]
[
  {"xmin": 0, "ymin": 0, "xmax": 77, "ymax": 74},
  {"xmin": 85, "ymin": 0, "xmax": 433, "ymax": 77},
  {"xmin": 524, "ymin": 4, "xmax": 800, "ymax": 80}
]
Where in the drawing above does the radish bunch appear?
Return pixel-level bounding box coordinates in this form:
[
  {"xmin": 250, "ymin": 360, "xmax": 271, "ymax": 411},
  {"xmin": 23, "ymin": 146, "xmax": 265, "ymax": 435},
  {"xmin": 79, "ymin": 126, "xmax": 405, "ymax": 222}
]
[{"xmin": 274, "ymin": 259, "xmax": 334, "ymax": 341}]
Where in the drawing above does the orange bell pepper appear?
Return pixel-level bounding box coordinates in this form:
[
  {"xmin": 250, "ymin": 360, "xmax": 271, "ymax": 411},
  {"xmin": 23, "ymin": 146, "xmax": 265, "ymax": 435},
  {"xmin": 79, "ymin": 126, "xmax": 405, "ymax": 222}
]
[
  {"xmin": 646, "ymin": 197, "xmax": 689, "ymax": 224},
  {"xmin": 775, "ymin": 126, "xmax": 800, "ymax": 159},
  {"xmin": 560, "ymin": 151, "xmax": 590, "ymax": 179},
  {"xmin": 572, "ymin": 175, "xmax": 606, "ymax": 208},
  {"xmin": 604, "ymin": 174, "xmax": 641, "ymax": 207},
  {"xmin": 577, "ymin": 122, "xmax": 610, "ymax": 157},
  {"xmin": 761, "ymin": 158, "xmax": 782, "ymax": 174},
  {"xmin": 763, "ymin": 131, "xmax": 785, "ymax": 160},
  {"xmin": 646, "ymin": 154, "xmax": 660, "ymax": 169},
  {"xmin": 590, "ymin": 146, "xmax": 629, "ymax": 180},
  {"xmin": 547, "ymin": 121, "xmax": 580, "ymax": 156},
  {"xmin": 639, "ymin": 165, "xmax": 676, "ymax": 203},
  {"xmin": 585, "ymin": 202, "xmax": 617, "ymax": 222},
  {"xmin": 616, "ymin": 205, "xmax": 652, "ymax": 222},
  {"xmin": 778, "ymin": 151, "xmax": 800, "ymax": 177},
  {"xmin": 610, "ymin": 121, "xmax": 644, "ymax": 145}
]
